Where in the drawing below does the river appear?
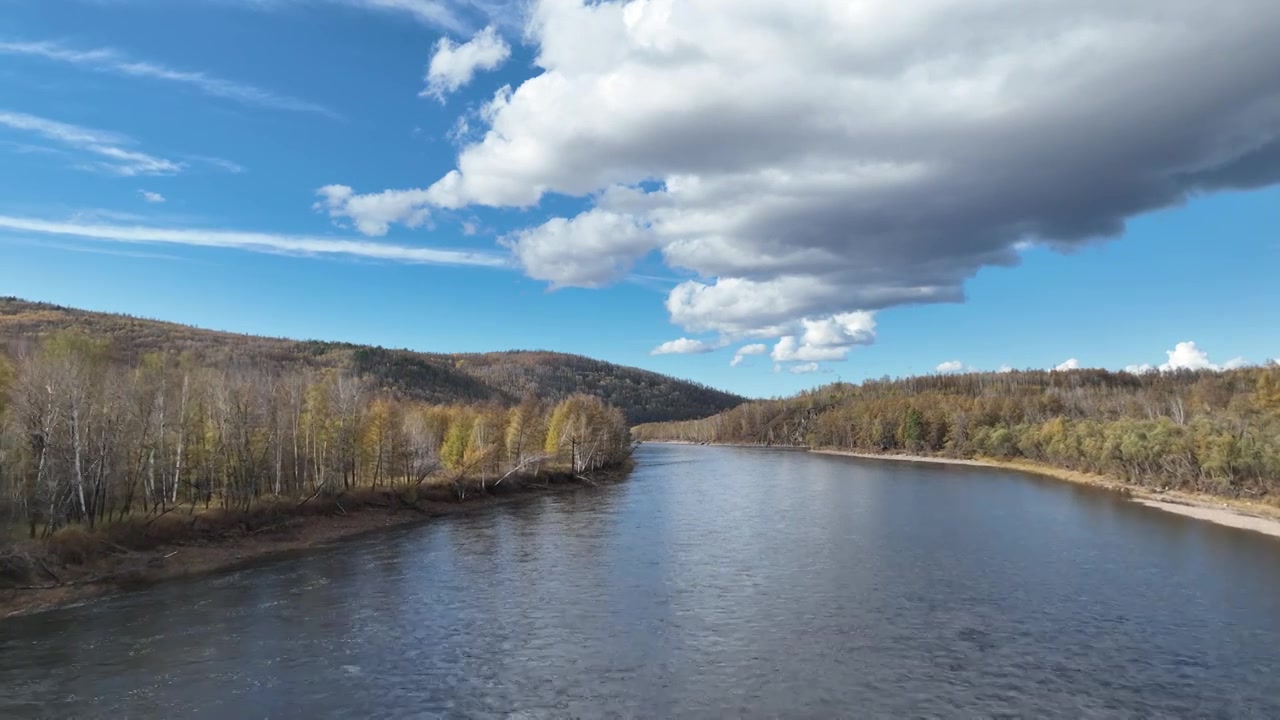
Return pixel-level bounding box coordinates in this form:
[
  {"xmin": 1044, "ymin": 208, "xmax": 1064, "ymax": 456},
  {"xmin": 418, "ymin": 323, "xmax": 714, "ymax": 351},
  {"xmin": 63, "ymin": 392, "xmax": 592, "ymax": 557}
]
[{"xmin": 3, "ymin": 444, "xmax": 1280, "ymax": 718}]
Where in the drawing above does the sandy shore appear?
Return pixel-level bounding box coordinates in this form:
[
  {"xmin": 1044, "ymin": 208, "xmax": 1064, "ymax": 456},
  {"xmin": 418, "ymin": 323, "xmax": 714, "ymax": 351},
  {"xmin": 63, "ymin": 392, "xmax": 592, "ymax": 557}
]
[{"xmin": 815, "ymin": 450, "xmax": 1280, "ymax": 540}]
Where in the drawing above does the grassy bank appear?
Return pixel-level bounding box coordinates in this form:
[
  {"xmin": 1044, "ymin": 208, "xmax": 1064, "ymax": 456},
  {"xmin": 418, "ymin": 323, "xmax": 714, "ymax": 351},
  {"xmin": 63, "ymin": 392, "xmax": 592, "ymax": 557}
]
[
  {"xmin": 1, "ymin": 466, "xmax": 630, "ymax": 619},
  {"xmin": 812, "ymin": 449, "xmax": 1280, "ymax": 539}
]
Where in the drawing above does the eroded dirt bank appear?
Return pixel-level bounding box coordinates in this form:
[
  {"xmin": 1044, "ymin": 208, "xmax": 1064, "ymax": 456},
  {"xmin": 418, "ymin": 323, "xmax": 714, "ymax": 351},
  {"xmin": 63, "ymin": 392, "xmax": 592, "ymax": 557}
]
[{"xmin": 1, "ymin": 470, "xmax": 627, "ymax": 619}]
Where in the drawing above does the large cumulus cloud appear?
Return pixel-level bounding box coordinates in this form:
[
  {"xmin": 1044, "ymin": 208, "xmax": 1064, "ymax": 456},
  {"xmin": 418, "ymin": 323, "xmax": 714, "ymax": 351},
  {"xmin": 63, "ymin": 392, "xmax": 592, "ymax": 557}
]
[{"xmin": 323, "ymin": 0, "xmax": 1280, "ymax": 365}]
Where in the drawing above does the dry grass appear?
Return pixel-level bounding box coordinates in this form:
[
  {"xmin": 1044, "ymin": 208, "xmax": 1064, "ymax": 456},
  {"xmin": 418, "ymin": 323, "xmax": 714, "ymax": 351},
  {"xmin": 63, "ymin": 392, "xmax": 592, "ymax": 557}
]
[
  {"xmin": 46, "ymin": 526, "xmax": 98, "ymax": 565},
  {"xmin": 3, "ymin": 466, "xmax": 634, "ymax": 617},
  {"xmin": 8, "ymin": 469, "xmax": 610, "ymax": 573}
]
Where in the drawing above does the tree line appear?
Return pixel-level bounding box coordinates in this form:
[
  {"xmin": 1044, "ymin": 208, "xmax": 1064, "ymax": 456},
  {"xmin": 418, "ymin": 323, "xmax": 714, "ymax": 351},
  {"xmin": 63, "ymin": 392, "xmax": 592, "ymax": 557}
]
[
  {"xmin": 0, "ymin": 332, "xmax": 633, "ymax": 539},
  {"xmin": 454, "ymin": 350, "xmax": 747, "ymax": 425},
  {"xmin": 0, "ymin": 298, "xmax": 746, "ymax": 424},
  {"xmin": 634, "ymin": 367, "xmax": 1280, "ymax": 498}
]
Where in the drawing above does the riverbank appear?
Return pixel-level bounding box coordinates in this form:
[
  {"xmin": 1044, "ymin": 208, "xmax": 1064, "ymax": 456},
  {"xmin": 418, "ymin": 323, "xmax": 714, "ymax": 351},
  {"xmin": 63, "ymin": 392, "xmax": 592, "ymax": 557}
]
[
  {"xmin": 642, "ymin": 440, "xmax": 808, "ymax": 450},
  {"xmin": 0, "ymin": 468, "xmax": 629, "ymax": 619},
  {"xmin": 814, "ymin": 450, "xmax": 1280, "ymax": 539}
]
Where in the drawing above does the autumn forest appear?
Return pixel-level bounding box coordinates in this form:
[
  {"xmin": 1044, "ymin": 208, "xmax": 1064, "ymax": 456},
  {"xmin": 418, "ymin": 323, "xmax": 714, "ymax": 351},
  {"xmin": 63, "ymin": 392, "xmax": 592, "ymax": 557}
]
[
  {"xmin": 0, "ymin": 332, "xmax": 634, "ymax": 541},
  {"xmin": 4, "ymin": 297, "xmax": 1279, "ymax": 604},
  {"xmin": 635, "ymin": 367, "xmax": 1280, "ymax": 499}
]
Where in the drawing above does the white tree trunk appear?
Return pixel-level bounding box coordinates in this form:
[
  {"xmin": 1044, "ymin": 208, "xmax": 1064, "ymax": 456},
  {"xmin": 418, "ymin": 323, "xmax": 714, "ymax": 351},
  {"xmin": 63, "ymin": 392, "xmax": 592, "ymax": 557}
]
[
  {"xmin": 72, "ymin": 402, "xmax": 88, "ymax": 521},
  {"xmin": 172, "ymin": 374, "xmax": 188, "ymax": 505}
]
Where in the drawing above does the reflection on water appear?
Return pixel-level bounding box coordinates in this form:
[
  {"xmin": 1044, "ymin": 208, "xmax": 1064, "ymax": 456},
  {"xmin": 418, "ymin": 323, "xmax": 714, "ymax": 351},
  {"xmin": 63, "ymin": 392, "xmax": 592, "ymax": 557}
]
[{"xmin": 3, "ymin": 444, "xmax": 1280, "ymax": 718}]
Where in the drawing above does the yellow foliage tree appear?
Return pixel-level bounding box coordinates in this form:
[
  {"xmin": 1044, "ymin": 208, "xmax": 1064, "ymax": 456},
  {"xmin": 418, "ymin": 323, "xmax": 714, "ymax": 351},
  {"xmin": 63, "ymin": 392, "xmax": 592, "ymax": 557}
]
[
  {"xmin": 545, "ymin": 395, "xmax": 629, "ymax": 472},
  {"xmin": 361, "ymin": 397, "xmax": 399, "ymax": 486},
  {"xmin": 441, "ymin": 408, "xmax": 473, "ymax": 471},
  {"xmin": 1257, "ymin": 367, "xmax": 1280, "ymax": 415}
]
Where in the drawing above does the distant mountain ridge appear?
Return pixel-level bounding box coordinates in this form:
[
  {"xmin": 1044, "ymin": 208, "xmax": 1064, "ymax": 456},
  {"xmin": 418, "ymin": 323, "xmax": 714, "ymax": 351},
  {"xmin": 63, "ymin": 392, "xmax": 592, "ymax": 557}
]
[{"xmin": 0, "ymin": 298, "xmax": 745, "ymax": 424}]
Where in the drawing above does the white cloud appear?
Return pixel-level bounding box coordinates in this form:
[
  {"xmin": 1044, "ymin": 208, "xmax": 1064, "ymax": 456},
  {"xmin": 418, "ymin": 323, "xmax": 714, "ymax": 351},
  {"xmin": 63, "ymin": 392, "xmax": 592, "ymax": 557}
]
[
  {"xmin": 322, "ymin": 0, "xmax": 1280, "ymax": 351},
  {"xmin": 0, "ymin": 214, "xmax": 505, "ymax": 268},
  {"xmin": 1157, "ymin": 341, "xmax": 1249, "ymax": 372},
  {"xmin": 1118, "ymin": 344, "xmax": 1251, "ymax": 373},
  {"xmin": 0, "ymin": 40, "xmax": 338, "ymax": 119},
  {"xmin": 504, "ymin": 209, "xmax": 658, "ymax": 288},
  {"xmin": 767, "ymin": 311, "xmax": 878, "ymax": 364},
  {"xmin": 422, "ymin": 26, "xmax": 511, "ymax": 101},
  {"xmin": 1160, "ymin": 341, "xmax": 1215, "ymax": 371},
  {"xmin": 314, "ymin": 185, "xmax": 433, "ymax": 236},
  {"xmin": 997, "ymin": 365, "xmax": 1015, "ymax": 373},
  {"xmin": 662, "ymin": 278, "xmax": 889, "ymax": 342},
  {"xmin": 801, "ymin": 312, "xmax": 876, "ymax": 348},
  {"xmin": 936, "ymin": 360, "xmax": 966, "ymax": 374},
  {"xmin": 789, "ymin": 362, "xmax": 822, "ymax": 375},
  {"xmin": 1055, "ymin": 358, "xmax": 1082, "ymax": 371},
  {"xmin": 139, "ymin": 190, "xmax": 166, "ymax": 204},
  {"xmin": 0, "ymin": 110, "xmax": 181, "ymax": 176},
  {"xmin": 665, "ymin": 277, "xmax": 821, "ymax": 337},
  {"xmin": 650, "ymin": 337, "xmax": 719, "ymax": 355},
  {"xmin": 730, "ymin": 343, "xmax": 767, "ymax": 367},
  {"xmin": 771, "ymin": 336, "xmax": 846, "ymax": 363}
]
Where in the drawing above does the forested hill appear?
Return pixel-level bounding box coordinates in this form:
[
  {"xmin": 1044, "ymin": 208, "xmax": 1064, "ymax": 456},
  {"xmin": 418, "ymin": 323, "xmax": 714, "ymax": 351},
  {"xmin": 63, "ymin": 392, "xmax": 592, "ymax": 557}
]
[
  {"xmin": 634, "ymin": 367, "xmax": 1280, "ymax": 499},
  {"xmin": 0, "ymin": 298, "xmax": 744, "ymax": 423}
]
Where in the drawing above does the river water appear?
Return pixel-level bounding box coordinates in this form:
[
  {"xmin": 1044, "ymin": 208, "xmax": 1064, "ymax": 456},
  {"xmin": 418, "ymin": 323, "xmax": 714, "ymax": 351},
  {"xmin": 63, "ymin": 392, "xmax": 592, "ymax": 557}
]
[{"xmin": 3, "ymin": 444, "xmax": 1280, "ymax": 718}]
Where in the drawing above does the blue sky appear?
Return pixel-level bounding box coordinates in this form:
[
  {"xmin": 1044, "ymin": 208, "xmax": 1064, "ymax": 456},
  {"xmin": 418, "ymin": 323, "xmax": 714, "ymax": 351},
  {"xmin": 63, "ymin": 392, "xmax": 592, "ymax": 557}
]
[{"xmin": 1, "ymin": 0, "xmax": 1277, "ymax": 399}]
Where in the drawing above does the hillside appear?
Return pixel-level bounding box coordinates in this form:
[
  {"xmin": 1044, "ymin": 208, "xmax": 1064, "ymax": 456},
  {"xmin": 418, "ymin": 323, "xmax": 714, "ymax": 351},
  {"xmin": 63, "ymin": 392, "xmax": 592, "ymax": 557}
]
[
  {"xmin": 635, "ymin": 367, "xmax": 1280, "ymax": 499},
  {"xmin": 0, "ymin": 298, "xmax": 744, "ymax": 423}
]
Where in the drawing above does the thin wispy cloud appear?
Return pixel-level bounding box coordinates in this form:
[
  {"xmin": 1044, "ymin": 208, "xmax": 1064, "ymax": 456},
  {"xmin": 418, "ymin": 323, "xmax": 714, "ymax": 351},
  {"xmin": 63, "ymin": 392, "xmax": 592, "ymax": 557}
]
[
  {"xmin": 0, "ymin": 40, "xmax": 340, "ymax": 120},
  {"xmin": 213, "ymin": 0, "xmax": 525, "ymax": 33},
  {"xmin": 63, "ymin": 207, "xmax": 214, "ymax": 226},
  {"xmin": 206, "ymin": 0, "xmax": 468, "ymax": 32},
  {"xmin": 345, "ymin": 0, "xmax": 467, "ymax": 32},
  {"xmin": 187, "ymin": 155, "xmax": 246, "ymax": 174},
  {"xmin": 624, "ymin": 272, "xmax": 683, "ymax": 295},
  {"xmin": 0, "ymin": 214, "xmax": 508, "ymax": 268},
  {"xmin": 1, "ymin": 236, "xmax": 183, "ymax": 261},
  {"xmin": 68, "ymin": 209, "xmax": 151, "ymax": 224},
  {"xmin": 0, "ymin": 109, "xmax": 181, "ymax": 176},
  {"xmin": 0, "ymin": 109, "xmax": 121, "ymax": 145},
  {"xmin": 0, "ymin": 140, "xmax": 65, "ymax": 157}
]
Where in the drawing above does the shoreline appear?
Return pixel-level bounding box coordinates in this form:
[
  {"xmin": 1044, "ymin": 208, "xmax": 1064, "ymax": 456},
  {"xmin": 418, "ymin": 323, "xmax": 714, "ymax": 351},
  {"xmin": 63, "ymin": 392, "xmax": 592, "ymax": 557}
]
[
  {"xmin": 1, "ymin": 471, "xmax": 626, "ymax": 620},
  {"xmin": 641, "ymin": 440, "xmax": 808, "ymax": 450},
  {"xmin": 813, "ymin": 449, "xmax": 1280, "ymax": 540}
]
